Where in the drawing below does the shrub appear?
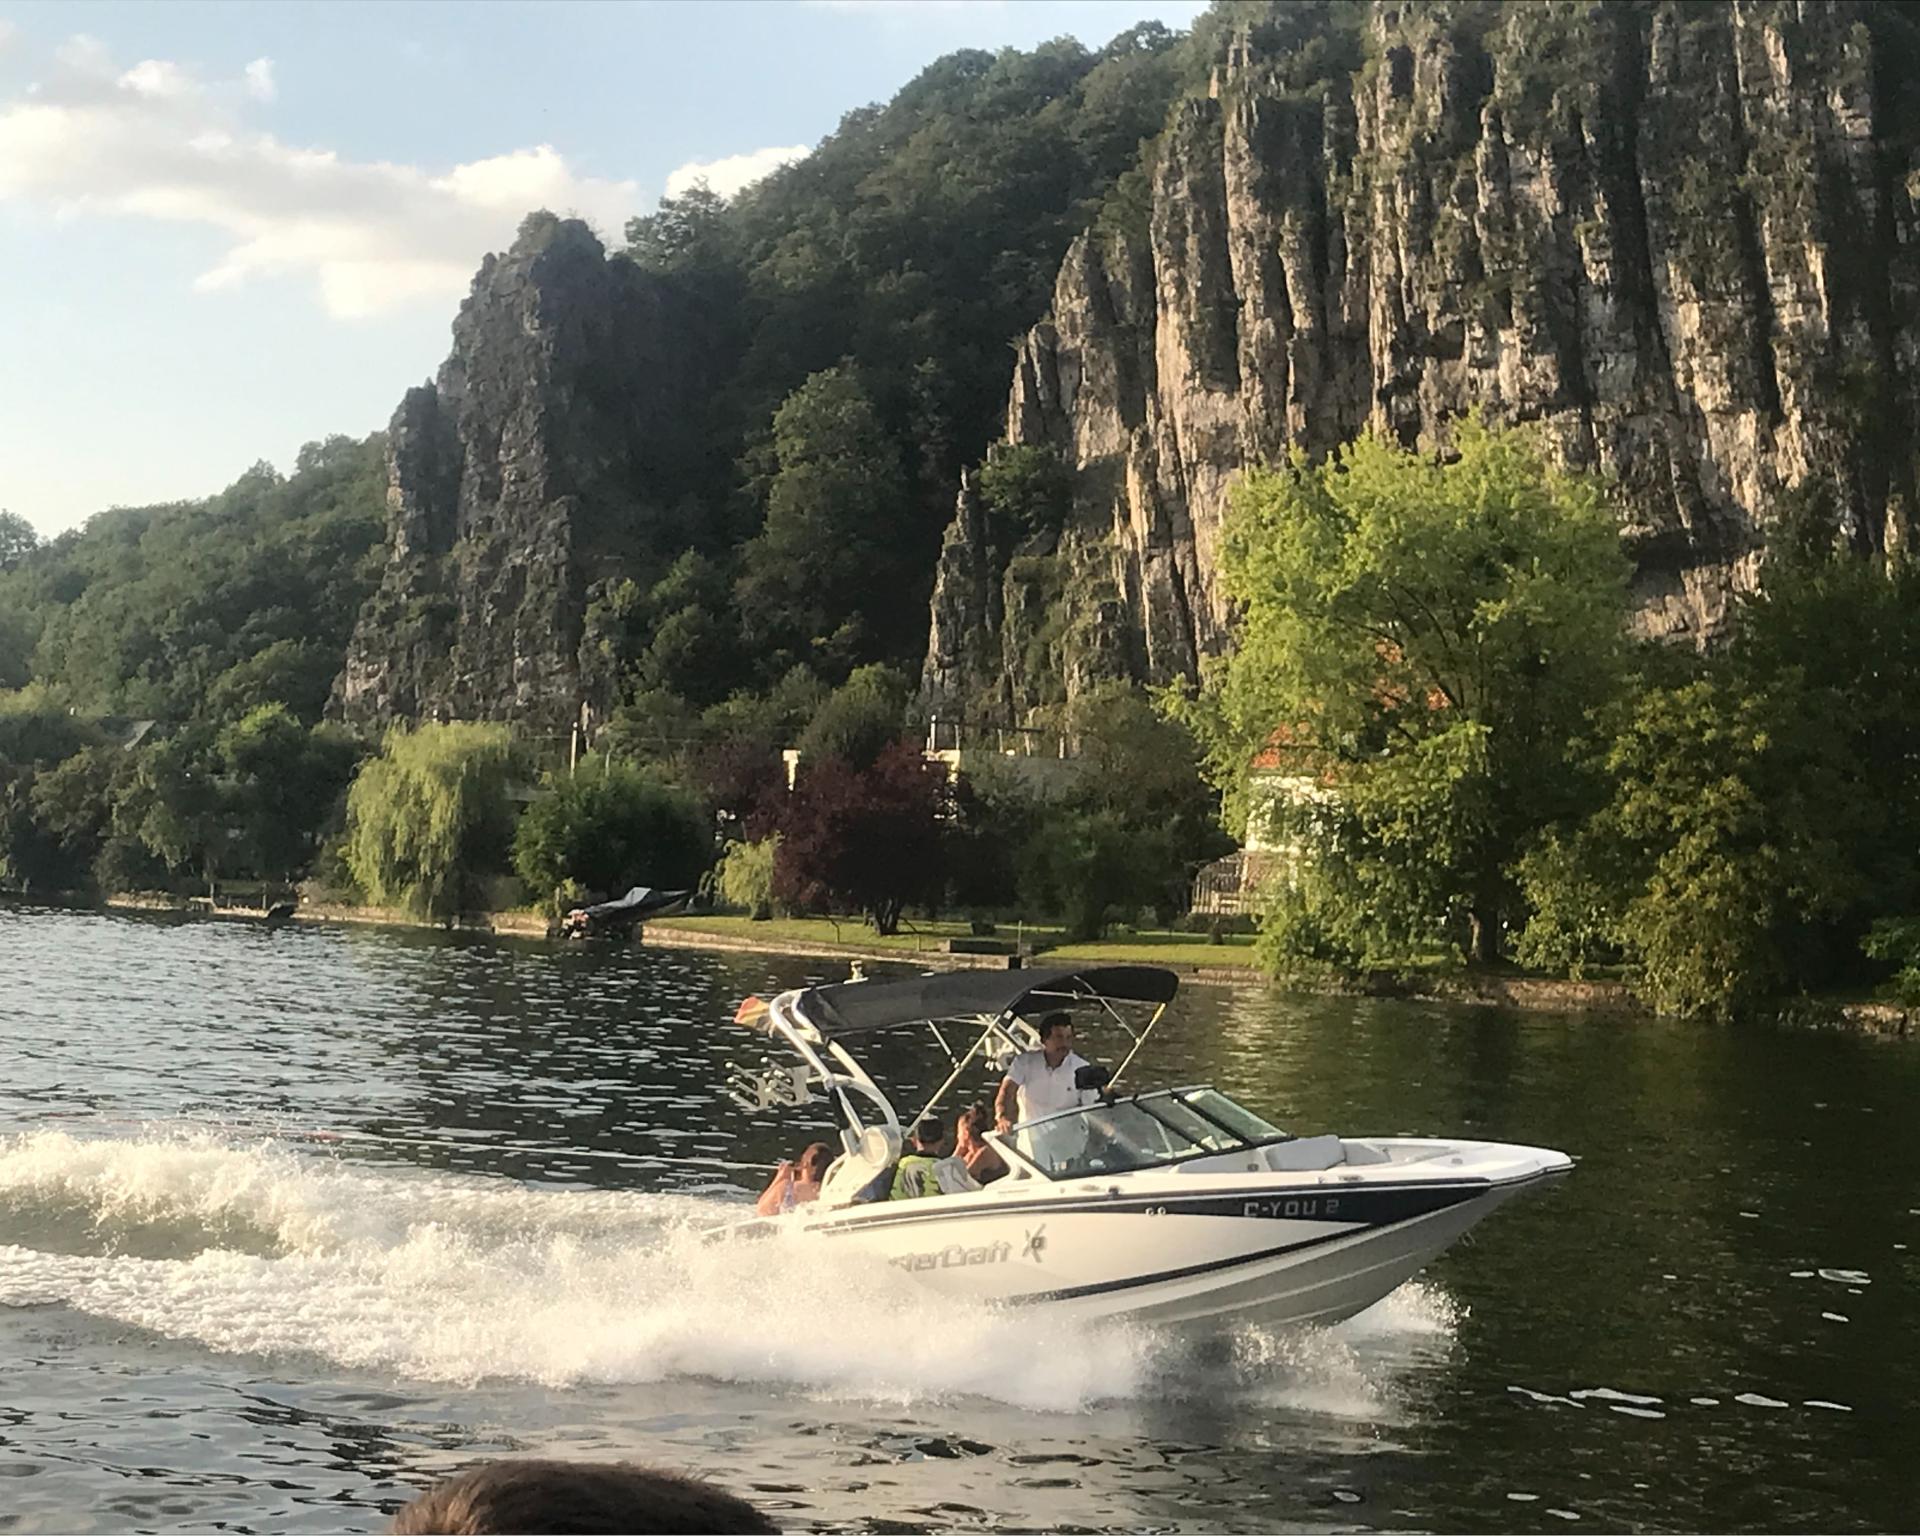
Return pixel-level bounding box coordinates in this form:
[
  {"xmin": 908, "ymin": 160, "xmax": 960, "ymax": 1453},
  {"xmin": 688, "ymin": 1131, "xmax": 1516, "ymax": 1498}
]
[{"xmin": 512, "ymin": 759, "xmax": 712, "ymax": 916}]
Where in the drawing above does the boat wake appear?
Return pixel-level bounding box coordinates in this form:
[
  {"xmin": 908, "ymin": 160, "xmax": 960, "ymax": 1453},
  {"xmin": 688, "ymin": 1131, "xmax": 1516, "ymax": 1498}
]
[{"xmin": 0, "ymin": 1126, "xmax": 1453, "ymax": 1418}]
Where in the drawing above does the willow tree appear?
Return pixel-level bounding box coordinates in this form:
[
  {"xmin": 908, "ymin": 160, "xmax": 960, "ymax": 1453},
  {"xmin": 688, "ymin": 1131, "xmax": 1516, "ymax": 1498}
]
[
  {"xmin": 344, "ymin": 723, "xmax": 518, "ymax": 921},
  {"xmin": 1180, "ymin": 420, "xmax": 1631, "ymax": 969}
]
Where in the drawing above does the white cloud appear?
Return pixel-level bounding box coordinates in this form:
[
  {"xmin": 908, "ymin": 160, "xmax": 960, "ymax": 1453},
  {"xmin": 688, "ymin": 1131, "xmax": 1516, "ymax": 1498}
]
[
  {"xmin": 54, "ymin": 33, "xmax": 111, "ymax": 73},
  {"xmin": 0, "ymin": 21, "xmax": 18, "ymax": 52},
  {"xmin": 243, "ymin": 58, "xmax": 275, "ymax": 103},
  {"xmin": 0, "ymin": 36, "xmax": 639, "ymax": 319},
  {"xmin": 664, "ymin": 144, "xmax": 809, "ymax": 201},
  {"xmin": 118, "ymin": 59, "xmax": 198, "ymax": 99}
]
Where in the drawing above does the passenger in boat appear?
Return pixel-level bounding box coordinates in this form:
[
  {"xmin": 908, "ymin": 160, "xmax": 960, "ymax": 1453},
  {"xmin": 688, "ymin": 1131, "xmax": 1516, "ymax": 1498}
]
[
  {"xmin": 950, "ymin": 1102, "xmax": 1007, "ymax": 1186},
  {"xmin": 995, "ymin": 1012, "xmax": 1094, "ymax": 1132},
  {"xmin": 889, "ymin": 1117, "xmax": 948, "ymax": 1199},
  {"xmin": 755, "ymin": 1140, "xmax": 833, "ymax": 1216}
]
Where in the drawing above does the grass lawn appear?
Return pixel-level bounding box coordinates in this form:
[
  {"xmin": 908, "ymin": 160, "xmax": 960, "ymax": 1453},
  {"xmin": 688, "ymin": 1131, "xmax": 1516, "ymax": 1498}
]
[
  {"xmin": 1042, "ymin": 931, "xmax": 1264, "ymax": 968},
  {"xmin": 647, "ymin": 912, "xmax": 1263, "ymax": 970},
  {"xmin": 647, "ymin": 913, "xmax": 1056, "ymax": 952}
]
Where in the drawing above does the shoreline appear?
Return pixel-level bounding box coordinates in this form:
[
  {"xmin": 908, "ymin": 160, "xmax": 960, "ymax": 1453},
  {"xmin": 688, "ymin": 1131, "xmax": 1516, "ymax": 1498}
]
[{"xmin": 86, "ymin": 892, "xmax": 1915, "ymax": 1036}]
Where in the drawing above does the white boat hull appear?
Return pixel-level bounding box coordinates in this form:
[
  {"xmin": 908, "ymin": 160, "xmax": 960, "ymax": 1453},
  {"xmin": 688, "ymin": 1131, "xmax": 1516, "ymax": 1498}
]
[{"xmin": 761, "ymin": 1138, "xmax": 1571, "ymax": 1332}]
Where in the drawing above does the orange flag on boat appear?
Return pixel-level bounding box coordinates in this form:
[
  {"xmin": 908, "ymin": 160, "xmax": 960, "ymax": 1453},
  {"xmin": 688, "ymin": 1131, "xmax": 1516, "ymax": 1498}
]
[{"xmin": 733, "ymin": 995, "xmax": 770, "ymax": 1030}]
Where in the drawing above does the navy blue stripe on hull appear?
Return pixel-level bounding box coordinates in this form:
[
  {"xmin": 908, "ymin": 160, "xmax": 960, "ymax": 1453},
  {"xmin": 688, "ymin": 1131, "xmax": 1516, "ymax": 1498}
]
[
  {"xmin": 1005, "ymin": 1224, "xmax": 1361, "ymax": 1304},
  {"xmin": 807, "ymin": 1178, "xmax": 1497, "ymax": 1237}
]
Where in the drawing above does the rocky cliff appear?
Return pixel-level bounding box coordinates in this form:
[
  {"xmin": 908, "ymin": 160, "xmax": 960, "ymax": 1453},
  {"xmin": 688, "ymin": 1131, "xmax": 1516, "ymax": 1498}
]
[
  {"xmin": 925, "ymin": 0, "xmax": 1920, "ymax": 722},
  {"xmin": 334, "ymin": 216, "xmax": 703, "ymax": 735}
]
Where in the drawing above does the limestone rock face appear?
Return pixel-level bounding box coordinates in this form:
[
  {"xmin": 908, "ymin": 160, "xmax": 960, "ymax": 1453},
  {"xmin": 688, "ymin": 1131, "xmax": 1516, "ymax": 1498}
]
[
  {"xmin": 924, "ymin": 0, "xmax": 1920, "ymax": 720},
  {"xmin": 334, "ymin": 218, "xmax": 681, "ymax": 734}
]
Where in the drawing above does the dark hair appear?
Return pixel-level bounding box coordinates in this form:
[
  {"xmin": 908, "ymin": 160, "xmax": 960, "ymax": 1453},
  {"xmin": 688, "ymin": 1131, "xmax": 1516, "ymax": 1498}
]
[
  {"xmin": 1037, "ymin": 1011, "xmax": 1073, "ymax": 1041},
  {"xmin": 796, "ymin": 1141, "xmax": 833, "ymax": 1178},
  {"xmin": 957, "ymin": 1102, "xmax": 986, "ymax": 1135},
  {"xmin": 911, "ymin": 1116, "xmax": 945, "ymax": 1148},
  {"xmin": 389, "ymin": 1459, "xmax": 777, "ymax": 1534}
]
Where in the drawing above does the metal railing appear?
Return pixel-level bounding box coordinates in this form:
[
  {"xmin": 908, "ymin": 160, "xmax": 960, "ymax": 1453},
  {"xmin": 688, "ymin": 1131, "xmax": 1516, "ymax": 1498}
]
[{"xmin": 923, "ymin": 715, "xmax": 1071, "ymax": 758}]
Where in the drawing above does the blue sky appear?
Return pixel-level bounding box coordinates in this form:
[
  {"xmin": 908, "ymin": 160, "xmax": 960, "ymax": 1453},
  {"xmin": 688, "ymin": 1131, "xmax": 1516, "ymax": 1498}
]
[{"xmin": 0, "ymin": 0, "xmax": 1206, "ymax": 535}]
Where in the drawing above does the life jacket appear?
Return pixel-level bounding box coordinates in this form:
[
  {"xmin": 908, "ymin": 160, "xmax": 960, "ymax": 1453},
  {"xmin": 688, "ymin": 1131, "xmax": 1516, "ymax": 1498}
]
[{"xmin": 889, "ymin": 1152, "xmax": 941, "ymax": 1200}]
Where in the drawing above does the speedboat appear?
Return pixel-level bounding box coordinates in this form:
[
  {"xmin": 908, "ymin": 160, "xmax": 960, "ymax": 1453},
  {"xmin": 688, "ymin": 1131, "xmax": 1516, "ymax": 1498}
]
[{"xmin": 724, "ymin": 964, "xmax": 1570, "ymax": 1329}]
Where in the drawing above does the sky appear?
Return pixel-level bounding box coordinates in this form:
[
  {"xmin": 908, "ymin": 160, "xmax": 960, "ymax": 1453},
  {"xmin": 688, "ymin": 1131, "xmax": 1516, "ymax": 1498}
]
[{"xmin": 0, "ymin": 0, "xmax": 1208, "ymax": 537}]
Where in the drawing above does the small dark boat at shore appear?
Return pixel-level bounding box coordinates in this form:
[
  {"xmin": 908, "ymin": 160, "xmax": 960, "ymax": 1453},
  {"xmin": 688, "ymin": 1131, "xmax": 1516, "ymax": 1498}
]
[{"xmin": 558, "ymin": 885, "xmax": 692, "ymax": 940}]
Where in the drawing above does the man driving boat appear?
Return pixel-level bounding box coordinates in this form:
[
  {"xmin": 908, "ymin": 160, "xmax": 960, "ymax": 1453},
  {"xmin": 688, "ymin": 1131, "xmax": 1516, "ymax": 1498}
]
[{"xmin": 995, "ymin": 1012, "xmax": 1101, "ymax": 1150}]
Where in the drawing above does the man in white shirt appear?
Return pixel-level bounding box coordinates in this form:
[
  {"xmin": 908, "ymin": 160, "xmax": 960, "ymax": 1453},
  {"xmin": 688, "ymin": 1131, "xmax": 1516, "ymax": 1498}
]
[{"xmin": 995, "ymin": 1012, "xmax": 1094, "ymax": 1132}]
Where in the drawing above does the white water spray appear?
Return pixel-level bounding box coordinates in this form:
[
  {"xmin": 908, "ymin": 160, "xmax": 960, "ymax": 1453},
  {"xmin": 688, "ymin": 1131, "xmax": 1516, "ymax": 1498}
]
[{"xmin": 0, "ymin": 1126, "xmax": 1452, "ymax": 1418}]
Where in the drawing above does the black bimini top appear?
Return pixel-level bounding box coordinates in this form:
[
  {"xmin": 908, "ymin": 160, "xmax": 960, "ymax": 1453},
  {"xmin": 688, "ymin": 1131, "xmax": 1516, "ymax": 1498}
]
[{"xmin": 788, "ymin": 965, "xmax": 1178, "ymax": 1039}]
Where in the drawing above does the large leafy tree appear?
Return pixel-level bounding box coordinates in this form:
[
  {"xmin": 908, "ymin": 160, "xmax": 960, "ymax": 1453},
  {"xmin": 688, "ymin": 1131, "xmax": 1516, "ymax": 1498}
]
[
  {"xmin": 512, "ymin": 760, "xmax": 712, "ymax": 912},
  {"xmin": 344, "ymin": 724, "xmax": 518, "ymax": 921},
  {"xmin": 736, "ymin": 367, "xmax": 909, "ymax": 676},
  {"xmin": 0, "ymin": 690, "xmax": 104, "ymax": 892},
  {"xmin": 1535, "ymin": 677, "xmax": 1859, "ymax": 1019},
  {"xmin": 976, "ymin": 685, "xmax": 1232, "ymax": 939},
  {"xmin": 0, "ymin": 512, "xmax": 38, "ymax": 571},
  {"xmin": 1182, "ymin": 420, "xmax": 1632, "ymax": 968},
  {"xmin": 218, "ymin": 705, "xmax": 362, "ymax": 885},
  {"xmin": 111, "ymin": 727, "xmax": 229, "ymax": 892},
  {"xmin": 795, "ymin": 663, "xmax": 911, "ymax": 770},
  {"xmin": 1517, "ymin": 497, "xmax": 1920, "ymax": 1016}
]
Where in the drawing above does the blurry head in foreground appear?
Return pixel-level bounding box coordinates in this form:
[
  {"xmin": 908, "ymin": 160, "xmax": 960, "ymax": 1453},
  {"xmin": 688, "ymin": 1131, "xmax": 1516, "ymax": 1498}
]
[{"xmin": 390, "ymin": 1459, "xmax": 779, "ymax": 1534}]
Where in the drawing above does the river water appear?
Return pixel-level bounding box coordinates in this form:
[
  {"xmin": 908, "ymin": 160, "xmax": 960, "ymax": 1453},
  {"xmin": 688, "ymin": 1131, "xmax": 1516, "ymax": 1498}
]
[{"xmin": 0, "ymin": 908, "xmax": 1913, "ymax": 1533}]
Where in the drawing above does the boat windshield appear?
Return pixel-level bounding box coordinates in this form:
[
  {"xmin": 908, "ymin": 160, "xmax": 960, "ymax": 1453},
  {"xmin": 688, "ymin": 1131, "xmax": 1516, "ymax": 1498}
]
[
  {"xmin": 1180, "ymin": 1088, "xmax": 1285, "ymax": 1142},
  {"xmin": 1016, "ymin": 1089, "xmax": 1289, "ymax": 1179}
]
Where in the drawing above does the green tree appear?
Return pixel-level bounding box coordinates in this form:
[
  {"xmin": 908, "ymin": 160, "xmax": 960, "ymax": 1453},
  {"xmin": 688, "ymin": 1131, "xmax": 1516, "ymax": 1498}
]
[
  {"xmin": 0, "ymin": 511, "xmax": 38, "ymax": 571},
  {"xmin": 626, "ymin": 182, "xmax": 738, "ymax": 276},
  {"xmin": 736, "ymin": 367, "xmax": 909, "ymax": 674},
  {"xmin": 114, "ymin": 727, "xmax": 229, "ymax": 892},
  {"xmin": 0, "ymin": 690, "xmax": 104, "ymax": 893},
  {"xmin": 795, "ymin": 663, "xmax": 911, "ymax": 769},
  {"xmin": 1519, "ymin": 676, "xmax": 1861, "ymax": 1018},
  {"xmin": 344, "ymin": 723, "xmax": 518, "ymax": 921},
  {"xmin": 1181, "ymin": 420, "xmax": 1632, "ymax": 968},
  {"xmin": 512, "ymin": 759, "xmax": 711, "ymax": 913},
  {"xmin": 1517, "ymin": 490, "xmax": 1920, "ymax": 1015},
  {"xmin": 1010, "ymin": 686, "xmax": 1231, "ymax": 938},
  {"xmin": 206, "ymin": 640, "xmax": 344, "ymax": 726},
  {"xmin": 218, "ymin": 705, "xmax": 362, "ymax": 883},
  {"xmin": 978, "ymin": 444, "xmax": 1072, "ymax": 546},
  {"xmin": 24, "ymin": 745, "xmax": 123, "ymax": 891},
  {"xmin": 0, "ymin": 437, "xmax": 383, "ymax": 721}
]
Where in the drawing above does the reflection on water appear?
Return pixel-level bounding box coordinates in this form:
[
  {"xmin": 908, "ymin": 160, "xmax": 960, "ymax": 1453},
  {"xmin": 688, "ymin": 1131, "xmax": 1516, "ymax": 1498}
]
[{"xmin": 1, "ymin": 905, "xmax": 1916, "ymax": 1532}]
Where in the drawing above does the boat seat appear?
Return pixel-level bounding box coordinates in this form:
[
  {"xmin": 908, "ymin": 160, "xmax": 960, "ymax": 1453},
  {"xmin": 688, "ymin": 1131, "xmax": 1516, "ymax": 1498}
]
[
  {"xmin": 819, "ymin": 1124, "xmax": 902, "ymax": 1207},
  {"xmin": 1263, "ymin": 1134, "xmax": 1346, "ymax": 1172}
]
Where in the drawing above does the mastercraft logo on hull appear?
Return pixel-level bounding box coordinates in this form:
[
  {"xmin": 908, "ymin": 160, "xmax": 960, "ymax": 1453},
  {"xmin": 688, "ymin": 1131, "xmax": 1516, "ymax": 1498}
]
[{"xmin": 888, "ymin": 1240, "xmax": 1012, "ymax": 1273}]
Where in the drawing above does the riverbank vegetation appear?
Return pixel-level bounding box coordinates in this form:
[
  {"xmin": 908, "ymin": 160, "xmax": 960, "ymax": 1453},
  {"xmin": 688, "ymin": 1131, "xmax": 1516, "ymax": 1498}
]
[
  {"xmin": 3, "ymin": 411, "xmax": 1916, "ymax": 1021},
  {"xmin": 1181, "ymin": 422, "xmax": 1920, "ymax": 1020},
  {"xmin": 0, "ymin": 647, "xmax": 1229, "ymax": 955}
]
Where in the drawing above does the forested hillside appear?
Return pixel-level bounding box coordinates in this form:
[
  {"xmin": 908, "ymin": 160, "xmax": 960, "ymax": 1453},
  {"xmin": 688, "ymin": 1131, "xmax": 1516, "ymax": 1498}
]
[
  {"xmin": 334, "ymin": 16, "xmax": 1216, "ymax": 741},
  {"xmin": 0, "ymin": 436, "xmax": 385, "ymax": 723}
]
